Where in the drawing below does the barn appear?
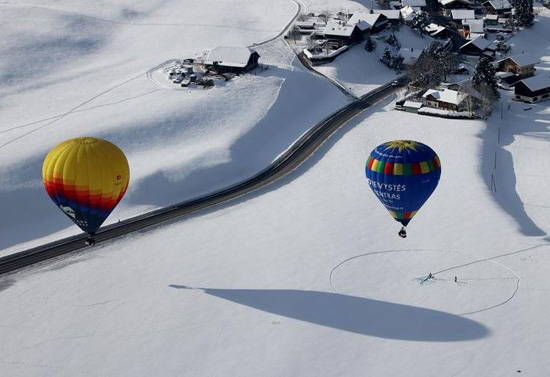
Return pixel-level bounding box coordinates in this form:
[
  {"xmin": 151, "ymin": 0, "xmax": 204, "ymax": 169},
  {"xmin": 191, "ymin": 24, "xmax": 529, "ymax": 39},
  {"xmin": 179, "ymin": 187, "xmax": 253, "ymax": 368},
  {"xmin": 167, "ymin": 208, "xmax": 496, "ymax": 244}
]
[{"xmin": 204, "ymin": 46, "xmax": 260, "ymax": 74}]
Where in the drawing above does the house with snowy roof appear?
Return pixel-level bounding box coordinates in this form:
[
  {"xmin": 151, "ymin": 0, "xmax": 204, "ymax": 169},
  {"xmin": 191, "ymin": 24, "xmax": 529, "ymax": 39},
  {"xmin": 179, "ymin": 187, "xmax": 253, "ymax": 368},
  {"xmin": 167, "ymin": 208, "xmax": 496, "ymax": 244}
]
[
  {"xmin": 401, "ymin": 0, "xmax": 427, "ymax": 10},
  {"xmin": 347, "ymin": 12, "xmax": 388, "ymax": 35},
  {"xmin": 463, "ymin": 19, "xmax": 485, "ymax": 39},
  {"xmin": 323, "ymin": 21, "xmax": 363, "ymax": 44},
  {"xmin": 423, "ymin": 23, "xmax": 455, "ymax": 39},
  {"xmin": 398, "ymin": 48, "xmax": 422, "ymax": 67},
  {"xmin": 451, "ymin": 9, "xmax": 476, "ymax": 23},
  {"xmin": 514, "ymin": 74, "xmax": 550, "ymax": 103},
  {"xmin": 459, "ymin": 36, "xmax": 497, "ymax": 56},
  {"xmin": 483, "ymin": 0, "xmax": 512, "ymax": 15},
  {"xmin": 400, "ymin": 5, "xmax": 416, "ymax": 24},
  {"xmin": 496, "ymin": 53, "xmax": 539, "ymax": 80},
  {"xmin": 373, "ymin": 9, "xmax": 402, "ymax": 25},
  {"xmin": 204, "ymin": 46, "xmax": 260, "ymax": 74},
  {"xmin": 422, "ymin": 88, "xmax": 469, "ymax": 111},
  {"xmin": 439, "ymin": 0, "xmax": 472, "ymax": 9}
]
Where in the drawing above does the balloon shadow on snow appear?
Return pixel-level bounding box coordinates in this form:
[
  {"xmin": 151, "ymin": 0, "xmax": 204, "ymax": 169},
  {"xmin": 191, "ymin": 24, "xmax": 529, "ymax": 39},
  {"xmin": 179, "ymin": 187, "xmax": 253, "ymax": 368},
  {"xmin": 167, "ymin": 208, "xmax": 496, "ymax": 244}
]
[
  {"xmin": 480, "ymin": 100, "xmax": 550, "ymax": 237},
  {"xmin": 169, "ymin": 286, "xmax": 490, "ymax": 342}
]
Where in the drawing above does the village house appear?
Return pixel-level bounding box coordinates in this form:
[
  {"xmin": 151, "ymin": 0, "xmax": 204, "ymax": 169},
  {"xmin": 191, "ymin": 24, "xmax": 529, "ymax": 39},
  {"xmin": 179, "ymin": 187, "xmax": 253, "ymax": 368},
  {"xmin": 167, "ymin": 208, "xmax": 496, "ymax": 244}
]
[
  {"xmin": 439, "ymin": 0, "xmax": 473, "ymax": 9},
  {"xmin": 451, "ymin": 9, "xmax": 476, "ymax": 26},
  {"xmin": 401, "ymin": 0, "xmax": 427, "ymax": 10},
  {"xmin": 463, "ymin": 19, "xmax": 485, "ymax": 39},
  {"xmin": 514, "ymin": 75, "xmax": 550, "ymax": 103},
  {"xmin": 483, "ymin": 0, "xmax": 512, "ymax": 15},
  {"xmin": 422, "ymin": 88, "xmax": 468, "ymax": 111},
  {"xmin": 485, "ymin": 14, "xmax": 499, "ymax": 25},
  {"xmin": 459, "ymin": 35, "xmax": 497, "ymax": 56},
  {"xmin": 323, "ymin": 21, "xmax": 363, "ymax": 44},
  {"xmin": 400, "ymin": 5, "xmax": 416, "ymax": 24},
  {"xmin": 398, "ymin": 47, "xmax": 422, "ymax": 67},
  {"xmin": 204, "ymin": 46, "xmax": 260, "ymax": 74},
  {"xmin": 424, "ymin": 23, "xmax": 455, "ymax": 39},
  {"xmin": 496, "ymin": 53, "xmax": 539, "ymax": 80},
  {"xmin": 373, "ymin": 9, "xmax": 402, "ymax": 25},
  {"xmin": 347, "ymin": 12, "xmax": 388, "ymax": 35}
]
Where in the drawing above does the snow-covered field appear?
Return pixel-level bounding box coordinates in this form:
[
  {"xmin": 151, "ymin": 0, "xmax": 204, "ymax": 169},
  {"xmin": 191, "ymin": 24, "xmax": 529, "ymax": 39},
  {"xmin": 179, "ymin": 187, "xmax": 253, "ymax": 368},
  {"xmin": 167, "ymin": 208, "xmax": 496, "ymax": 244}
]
[
  {"xmin": 3, "ymin": 1, "xmax": 550, "ymax": 376},
  {"xmin": 0, "ymin": 0, "xmax": 349, "ymax": 254}
]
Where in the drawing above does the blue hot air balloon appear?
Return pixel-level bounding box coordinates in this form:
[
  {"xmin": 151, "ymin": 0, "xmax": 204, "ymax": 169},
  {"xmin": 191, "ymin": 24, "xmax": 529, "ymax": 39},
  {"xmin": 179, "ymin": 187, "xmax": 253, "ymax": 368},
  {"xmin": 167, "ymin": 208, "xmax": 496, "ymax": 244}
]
[{"xmin": 365, "ymin": 140, "xmax": 441, "ymax": 238}]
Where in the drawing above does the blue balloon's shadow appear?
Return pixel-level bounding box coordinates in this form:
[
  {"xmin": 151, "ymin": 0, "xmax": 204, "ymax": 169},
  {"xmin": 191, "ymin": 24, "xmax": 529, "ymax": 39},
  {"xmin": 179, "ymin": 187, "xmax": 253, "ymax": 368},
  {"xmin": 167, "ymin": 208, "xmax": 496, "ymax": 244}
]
[{"xmin": 169, "ymin": 286, "xmax": 490, "ymax": 342}]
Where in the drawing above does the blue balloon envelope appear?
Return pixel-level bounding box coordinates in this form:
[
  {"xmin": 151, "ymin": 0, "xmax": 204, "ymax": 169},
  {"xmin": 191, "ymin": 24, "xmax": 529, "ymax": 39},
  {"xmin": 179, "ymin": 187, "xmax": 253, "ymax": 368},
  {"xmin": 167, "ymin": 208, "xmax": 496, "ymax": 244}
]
[{"xmin": 365, "ymin": 140, "xmax": 441, "ymax": 230}]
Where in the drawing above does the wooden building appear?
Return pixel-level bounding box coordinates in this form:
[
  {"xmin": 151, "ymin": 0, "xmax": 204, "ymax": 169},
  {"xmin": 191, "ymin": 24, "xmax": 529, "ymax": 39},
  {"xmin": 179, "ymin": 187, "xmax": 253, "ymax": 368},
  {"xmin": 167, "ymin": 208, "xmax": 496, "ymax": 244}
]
[
  {"xmin": 495, "ymin": 53, "xmax": 539, "ymax": 79},
  {"xmin": 422, "ymin": 88, "xmax": 468, "ymax": 111},
  {"xmin": 483, "ymin": 0, "xmax": 512, "ymax": 15},
  {"xmin": 323, "ymin": 21, "xmax": 363, "ymax": 44},
  {"xmin": 514, "ymin": 75, "xmax": 550, "ymax": 103}
]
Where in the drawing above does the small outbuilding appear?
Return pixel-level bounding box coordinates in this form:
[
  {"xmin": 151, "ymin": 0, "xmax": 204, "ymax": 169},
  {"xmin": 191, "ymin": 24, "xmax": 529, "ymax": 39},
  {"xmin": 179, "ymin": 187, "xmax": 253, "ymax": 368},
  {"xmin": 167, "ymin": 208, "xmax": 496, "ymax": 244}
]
[
  {"xmin": 204, "ymin": 46, "xmax": 260, "ymax": 74},
  {"xmin": 403, "ymin": 101, "xmax": 423, "ymax": 113},
  {"xmin": 514, "ymin": 75, "xmax": 550, "ymax": 103}
]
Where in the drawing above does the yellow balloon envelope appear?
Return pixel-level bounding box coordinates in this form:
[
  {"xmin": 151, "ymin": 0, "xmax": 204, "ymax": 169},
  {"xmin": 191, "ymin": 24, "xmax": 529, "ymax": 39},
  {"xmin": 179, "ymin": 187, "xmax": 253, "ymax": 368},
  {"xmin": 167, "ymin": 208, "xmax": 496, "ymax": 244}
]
[{"xmin": 42, "ymin": 137, "xmax": 130, "ymax": 235}]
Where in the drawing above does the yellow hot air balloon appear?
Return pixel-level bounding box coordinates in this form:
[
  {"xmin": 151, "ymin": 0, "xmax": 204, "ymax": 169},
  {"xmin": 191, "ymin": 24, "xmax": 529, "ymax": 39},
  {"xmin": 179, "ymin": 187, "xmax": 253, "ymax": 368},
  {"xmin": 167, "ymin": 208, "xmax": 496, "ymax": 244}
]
[{"xmin": 42, "ymin": 137, "xmax": 130, "ymax": 245}]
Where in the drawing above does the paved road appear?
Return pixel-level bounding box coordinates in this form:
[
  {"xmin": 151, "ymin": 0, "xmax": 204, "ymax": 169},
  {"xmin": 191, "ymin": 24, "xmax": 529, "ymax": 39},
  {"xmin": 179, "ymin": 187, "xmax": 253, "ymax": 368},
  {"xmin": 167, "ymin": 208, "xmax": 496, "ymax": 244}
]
[{"xmin": 0, "ymin": 76, "xmax": 406, "ymax": 275}]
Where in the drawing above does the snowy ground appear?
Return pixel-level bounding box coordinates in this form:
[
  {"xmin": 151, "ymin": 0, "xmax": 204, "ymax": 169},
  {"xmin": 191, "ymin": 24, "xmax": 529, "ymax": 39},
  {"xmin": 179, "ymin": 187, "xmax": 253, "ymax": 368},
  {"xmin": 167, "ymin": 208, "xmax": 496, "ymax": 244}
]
[
  {"xmin": 3, "ymin": 94, "xmax": 550, "ymax": 376},
  {"xmin": 315, "ymin": 27, "xmax": 431, "ymax": 97},
  {"xmin": 0, "ymin": 0, "xmax": 349, "ymax": 254},
  {"xmin": 3, "ymin": 1, "xmax": 550, "ymax": 376}
]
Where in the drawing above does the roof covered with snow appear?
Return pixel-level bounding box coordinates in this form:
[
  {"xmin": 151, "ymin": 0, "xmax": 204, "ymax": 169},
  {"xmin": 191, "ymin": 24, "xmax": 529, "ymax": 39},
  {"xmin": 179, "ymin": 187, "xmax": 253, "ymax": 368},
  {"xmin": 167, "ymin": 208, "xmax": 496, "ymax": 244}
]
[
  {"xmin": 460, "ymin": 35, "xmax": 492, "ymax": 51},
  {"xmin": 401, "ymin": 0, "xmax": 427, "ymax": 7},
  {"xmin": 403, "ymin": 101, "xmax": 423, "ymax": 108},
  {"xmin": 483, "ymin": 0, "xmax": 511, "ymax": 10},
  {"xmin": 423, "ymin": 88, "xmax": 467, "ymax": 105},
  {"xmin": 400, "ymin": 5, "xmax": 416, "ymax": 20},
  {"xmin": 398, "ymin": 48, "xmax": 422, "ymax": 65},
  {"xmin": 205, "ymin": 46, "xmax": 257, "ymax": 67},
  {"xmin": 439, "ymin": 0, "xmax": 471, "ymax": 6},
  {"xmin": 518, "ymin": 74, "xmax": 550, "ymax": 92},
  {"xmin": 465, "ymin": 19, "xmax": 485, "ymax": 33},
  {"xmin": 373, "ymin": 9, "xmax": 401, "ymax": 20},
  {"xmin": 324, "ymin": 21, "xmax": 357, "ymax": 37},
  {"xmin": 451, "ymin": 9, "xmax": 475, "ymax": 20},
  {"xmin": 500, "ymin": 53, "xmax": 540, "ymax": 67},
  {"xmin": 347, "ymin": 12, "xmax": 383, "ymax": 30}
]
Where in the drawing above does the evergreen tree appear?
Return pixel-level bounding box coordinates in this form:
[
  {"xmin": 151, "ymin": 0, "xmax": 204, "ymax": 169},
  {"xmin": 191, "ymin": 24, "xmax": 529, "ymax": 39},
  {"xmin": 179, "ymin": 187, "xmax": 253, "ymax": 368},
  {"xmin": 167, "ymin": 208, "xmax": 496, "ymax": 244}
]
[
  {"xmin": 364, "ymin": 35, "xmax": 376, "ymax": 52},
  {"xmin": 513, "ymin": 0, "xmax": 534, "ymax": 27},
  {"xmin": 472, "ymin": 57, "xmax": 498, "ymax": 96},
  {"xmin": 411, "ymin": 12, "xmax": 429, "ymax": 31}
]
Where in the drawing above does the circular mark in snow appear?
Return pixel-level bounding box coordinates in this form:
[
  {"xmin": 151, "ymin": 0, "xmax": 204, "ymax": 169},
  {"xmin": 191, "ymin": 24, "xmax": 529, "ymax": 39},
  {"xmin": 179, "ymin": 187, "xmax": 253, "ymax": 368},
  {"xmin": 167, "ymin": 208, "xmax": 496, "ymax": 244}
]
[{"xmin": 330, "ymin": 249, "xmax": 519, "ymax": 316}]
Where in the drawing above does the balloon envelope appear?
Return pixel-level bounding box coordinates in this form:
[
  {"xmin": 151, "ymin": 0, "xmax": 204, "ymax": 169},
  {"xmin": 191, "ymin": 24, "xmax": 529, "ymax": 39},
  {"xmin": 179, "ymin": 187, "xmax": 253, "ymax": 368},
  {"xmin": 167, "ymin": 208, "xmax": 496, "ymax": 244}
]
[
  {"xmin": 43, "ymin": 137, "xmax": 130, "ymax": 235},
  {"xmin": 365, "ymin": 140, "xmax": 440, "ymax": 227}
]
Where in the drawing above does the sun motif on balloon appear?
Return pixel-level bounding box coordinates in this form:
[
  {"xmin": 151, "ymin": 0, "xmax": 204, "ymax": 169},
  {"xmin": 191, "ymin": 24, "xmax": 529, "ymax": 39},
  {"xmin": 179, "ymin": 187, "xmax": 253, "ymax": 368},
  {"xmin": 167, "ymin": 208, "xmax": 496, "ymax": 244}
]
[{"xmin": 383, "ymin": 140, "xmax": 421, "ymax": 153}]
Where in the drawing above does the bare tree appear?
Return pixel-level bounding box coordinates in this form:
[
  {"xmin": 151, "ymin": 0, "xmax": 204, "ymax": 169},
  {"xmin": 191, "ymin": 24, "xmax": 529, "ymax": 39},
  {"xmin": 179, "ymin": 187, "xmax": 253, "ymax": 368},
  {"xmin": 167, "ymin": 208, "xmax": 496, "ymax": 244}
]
[{"xmin": 479, "ymin": 82, "xmax": 496, "ymax": 118}]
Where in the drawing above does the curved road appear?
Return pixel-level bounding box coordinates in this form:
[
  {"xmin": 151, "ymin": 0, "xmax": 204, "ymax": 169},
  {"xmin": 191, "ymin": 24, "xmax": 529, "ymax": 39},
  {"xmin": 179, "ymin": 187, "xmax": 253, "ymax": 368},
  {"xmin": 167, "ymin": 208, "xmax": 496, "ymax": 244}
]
[{"xmin": 0, "ymin": 77, "xmax": 406, "ymax": 275}]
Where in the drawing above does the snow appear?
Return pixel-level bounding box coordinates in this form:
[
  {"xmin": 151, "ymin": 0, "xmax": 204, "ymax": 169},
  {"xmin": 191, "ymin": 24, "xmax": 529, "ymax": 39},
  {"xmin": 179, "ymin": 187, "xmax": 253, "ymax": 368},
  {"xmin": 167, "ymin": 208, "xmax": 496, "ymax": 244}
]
[
  {"xmin": 204, "ymin": 46, "xmax": 256, "ymax": 68},
  {"xmin": 3, "ymin": 93, "xmax": 550, "ymax": 375},
  {"xmin": 517, "ymin": 73, "xmax": 550, "ymax": 92},
  {"xmin": 423, "ymin": 88, "xmax": 467, "ymax": 105},
  {"xmin": 451, "ymin": 9, "xmax": 476, "ymax": 20},
  {"xmin": 3, "ymin": 1, "xmax": 550, "ymax": 377},
  {"xmin": 347, "ymin": 12, "xmax": 383, "ymax": 30},
  {"xmin": 0, "ymin": 0, "xmax": 349, "ymax": 254},
  {"xmin": 323, "ymin": 21, "xmax": 357, "ymax": 37},
  {"xmin": 314, "ymin": 27, "xmax": 431, "ymax": 97}
]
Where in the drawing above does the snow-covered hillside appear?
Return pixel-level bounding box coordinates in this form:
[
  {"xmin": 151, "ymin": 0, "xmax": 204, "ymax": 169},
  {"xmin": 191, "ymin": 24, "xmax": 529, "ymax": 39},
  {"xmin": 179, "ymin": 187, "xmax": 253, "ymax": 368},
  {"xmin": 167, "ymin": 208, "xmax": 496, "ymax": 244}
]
[
  {"xmin": 0, "ymin": 0, "xmax": 350, "ymax": 254},
  {"xmin": 2, "ymin": 1, "xmax": 550, "ymax": 376}
]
